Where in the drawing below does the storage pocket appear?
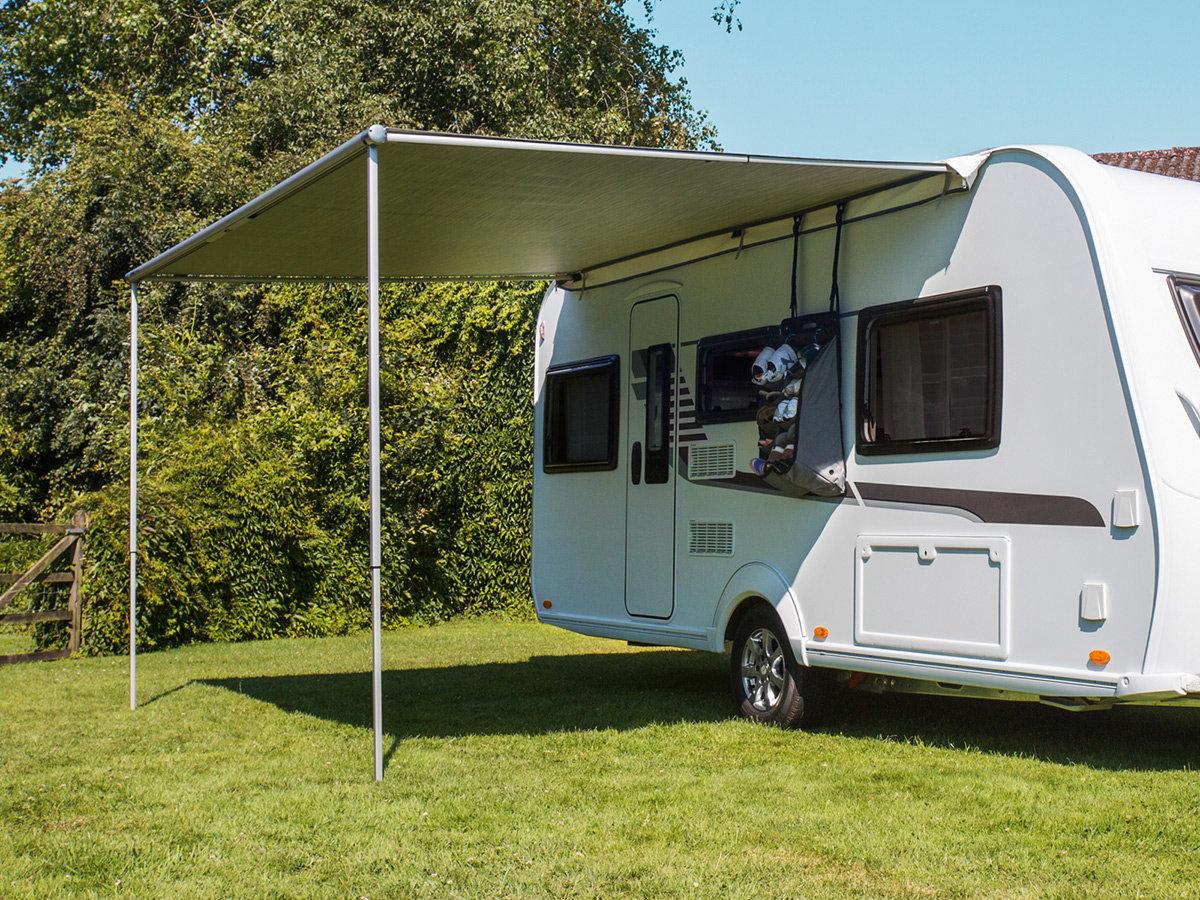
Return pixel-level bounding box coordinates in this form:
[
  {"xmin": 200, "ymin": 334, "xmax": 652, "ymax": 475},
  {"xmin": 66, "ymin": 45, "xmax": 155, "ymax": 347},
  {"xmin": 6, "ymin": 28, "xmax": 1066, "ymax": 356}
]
[{"xmin": 747, "ymin": 311, "xmax": 845, "ymax": 497}]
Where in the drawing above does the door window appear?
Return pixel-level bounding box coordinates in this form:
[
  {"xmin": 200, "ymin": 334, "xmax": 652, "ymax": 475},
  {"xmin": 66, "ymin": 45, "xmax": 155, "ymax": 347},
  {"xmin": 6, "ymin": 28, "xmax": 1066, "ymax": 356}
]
[{"xmin": 644, "ymin": 343, "xmax": 673, "ymax": 484}]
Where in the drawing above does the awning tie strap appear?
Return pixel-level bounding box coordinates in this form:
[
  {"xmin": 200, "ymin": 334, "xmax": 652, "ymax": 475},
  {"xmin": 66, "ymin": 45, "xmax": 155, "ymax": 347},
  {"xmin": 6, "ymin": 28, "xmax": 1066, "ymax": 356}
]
[
  {"xmin": 829, "ymin": 202, "xmax": 846, "ymax": 314},
  {"xmin": 789, "ymin": 214, "xmax": 802, "ymax": 319}
]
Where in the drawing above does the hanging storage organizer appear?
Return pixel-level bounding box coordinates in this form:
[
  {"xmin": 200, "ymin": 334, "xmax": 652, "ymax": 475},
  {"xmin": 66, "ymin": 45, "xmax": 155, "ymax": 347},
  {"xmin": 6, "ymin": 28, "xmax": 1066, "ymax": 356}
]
[
  {"xmin": 758, "ymin": 205, "xmax": 848, "ymax": 498},
  {"xmin": 763, "ymin": 315, "xmax": 845, "ymax": 497}
]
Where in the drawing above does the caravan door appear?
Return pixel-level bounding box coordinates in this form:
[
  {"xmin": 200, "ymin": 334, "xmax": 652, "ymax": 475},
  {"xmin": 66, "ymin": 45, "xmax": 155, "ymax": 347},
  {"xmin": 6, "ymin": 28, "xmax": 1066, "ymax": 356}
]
[{"xmin": 625, "ymin": 295, "xmax": 679, "ymax": 618}]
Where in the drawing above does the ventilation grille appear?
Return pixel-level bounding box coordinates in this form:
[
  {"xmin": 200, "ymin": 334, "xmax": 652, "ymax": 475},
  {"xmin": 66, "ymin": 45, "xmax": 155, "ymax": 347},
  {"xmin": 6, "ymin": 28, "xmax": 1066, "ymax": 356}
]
[
  {"xmin": 689, "ymin": 521, "xmax": 734, "ymax": 556},
  {"xmin": 688, "ymin": 442, "xmax": 736, "ymax": 480}
]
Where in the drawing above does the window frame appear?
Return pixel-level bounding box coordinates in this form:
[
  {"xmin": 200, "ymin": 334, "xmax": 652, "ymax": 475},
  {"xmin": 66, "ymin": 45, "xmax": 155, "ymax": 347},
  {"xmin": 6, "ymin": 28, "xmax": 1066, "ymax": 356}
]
[
  {"xmin": 856, "ymin": 286, "xmax": 1003, "ymax": 457},
  {"xmin": 694, "ymin": 325, "xmax": 777, "ymax": 424},
  {"xmin": 542, "ymin": 354, "xmax": 621, "ymax": 473},
  {"xmin": 643, "ymin": 343, "xmax": 674, "ymax": 483},
  {"xmin": 1169, "ymin": 275, "xmax": 1200, "ymax": 367}
]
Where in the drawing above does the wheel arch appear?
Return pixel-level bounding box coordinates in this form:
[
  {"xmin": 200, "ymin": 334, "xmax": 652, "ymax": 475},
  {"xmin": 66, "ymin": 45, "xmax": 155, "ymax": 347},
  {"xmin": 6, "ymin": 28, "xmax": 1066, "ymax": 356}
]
[{"xmin": 714, "ymin": 562, "xmax": 809, "ymax": 666}]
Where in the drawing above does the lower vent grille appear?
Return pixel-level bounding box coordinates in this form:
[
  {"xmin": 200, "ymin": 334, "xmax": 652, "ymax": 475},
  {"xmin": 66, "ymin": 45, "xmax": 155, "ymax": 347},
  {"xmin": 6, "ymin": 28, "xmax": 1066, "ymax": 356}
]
[{"xmin": 689, "ymin": 521, "xmax": 734, "ymax": 556}]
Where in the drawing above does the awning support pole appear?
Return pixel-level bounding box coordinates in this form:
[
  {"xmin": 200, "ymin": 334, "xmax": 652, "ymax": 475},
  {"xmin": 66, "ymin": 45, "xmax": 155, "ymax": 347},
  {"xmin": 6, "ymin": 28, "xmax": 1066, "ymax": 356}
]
[
  {"xmin": 367, "ymin": 134, "xmax": 384, "ymax": 781},
  {"xmin": 129, "ymin": 281, "xmax": 139, "ymax": 710}
]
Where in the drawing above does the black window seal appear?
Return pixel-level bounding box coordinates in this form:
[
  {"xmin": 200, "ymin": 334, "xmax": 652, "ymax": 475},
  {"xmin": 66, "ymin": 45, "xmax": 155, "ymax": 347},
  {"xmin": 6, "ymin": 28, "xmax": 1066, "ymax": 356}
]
[
  {"xmin": 542, "ymin": 354, "xmax": 620, "ymax": 473},
  {"xmin": 855, "ymin": 285, "xmax": 1003, "ymax": 457}
]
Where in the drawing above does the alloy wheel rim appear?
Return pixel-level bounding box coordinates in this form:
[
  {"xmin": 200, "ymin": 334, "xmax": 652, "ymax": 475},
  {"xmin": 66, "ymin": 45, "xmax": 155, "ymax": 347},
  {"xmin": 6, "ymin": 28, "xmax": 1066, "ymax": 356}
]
[{"xmin": 740, "ymin": 627, "xmax": 786, "ymax": 711}]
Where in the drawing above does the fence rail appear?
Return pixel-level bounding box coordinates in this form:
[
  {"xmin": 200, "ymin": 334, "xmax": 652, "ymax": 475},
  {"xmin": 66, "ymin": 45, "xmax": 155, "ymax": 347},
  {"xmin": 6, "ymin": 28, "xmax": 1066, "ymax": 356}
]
[
  {"xmin": 0, "ymin": 523, "xmax": 85, "ymax": 535},
  {"xmin": 0, "ymin": 511, "xmax": 89, "ymax": 664}
]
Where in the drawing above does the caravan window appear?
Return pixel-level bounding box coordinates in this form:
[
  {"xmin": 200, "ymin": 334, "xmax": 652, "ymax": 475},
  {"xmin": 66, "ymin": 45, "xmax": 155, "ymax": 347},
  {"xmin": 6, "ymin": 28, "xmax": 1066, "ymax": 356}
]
[
  {"xmin": 695, "ymin": 326, "xmax": 775, "ymax": 423},
  {"xmin": 1169, "ymin": 277, "xmax": 1200, "ymax": 366},
  {"xmin": 543, "ymin": 356, "xmax": 620, "ymax": 472},
  {"xmin": 857, "ymin": 287, "xmax": 1001, "ymax": 455}
]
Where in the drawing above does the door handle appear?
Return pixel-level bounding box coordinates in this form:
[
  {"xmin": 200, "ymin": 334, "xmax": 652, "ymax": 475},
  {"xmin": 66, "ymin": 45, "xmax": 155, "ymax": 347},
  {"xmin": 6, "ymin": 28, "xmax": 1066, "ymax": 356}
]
[{"xmin": 630, "ymin": 441, "xmax": 642, "ymax": 485}]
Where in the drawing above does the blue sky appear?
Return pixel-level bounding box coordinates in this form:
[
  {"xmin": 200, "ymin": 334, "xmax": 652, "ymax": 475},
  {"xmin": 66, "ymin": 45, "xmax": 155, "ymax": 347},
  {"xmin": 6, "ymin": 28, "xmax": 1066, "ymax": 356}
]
[
  {"xmin": 637, "ymin": 0, "xmax": 1198, "ymax": 161},
  {"xmin": 2, "ymin": 0, "xmax": 1193, "ymax": 180}
]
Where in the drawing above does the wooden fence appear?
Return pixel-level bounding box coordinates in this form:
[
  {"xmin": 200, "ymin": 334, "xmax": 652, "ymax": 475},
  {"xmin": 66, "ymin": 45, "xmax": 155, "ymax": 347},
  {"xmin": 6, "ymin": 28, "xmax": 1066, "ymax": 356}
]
[{"xmin": 0, "ymin": 511, "xmax": 89, "ymax": 664}]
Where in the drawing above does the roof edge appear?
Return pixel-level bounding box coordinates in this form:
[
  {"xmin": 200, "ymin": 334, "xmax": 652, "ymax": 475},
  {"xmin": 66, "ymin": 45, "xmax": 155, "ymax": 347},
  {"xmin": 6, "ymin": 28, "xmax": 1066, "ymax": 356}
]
[{"xmin": 380, "ymin": 127, "xmax": 953, "ymax": 172}]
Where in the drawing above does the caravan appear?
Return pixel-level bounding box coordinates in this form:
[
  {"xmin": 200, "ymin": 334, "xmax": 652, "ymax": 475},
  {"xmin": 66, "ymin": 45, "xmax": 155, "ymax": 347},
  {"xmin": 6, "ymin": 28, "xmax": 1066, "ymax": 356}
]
[
  {"xmin": 531, "ymin": 145, "xmax": 1200, "ymax": 725},
  {"xmin": 126, "ymin": 130, "xmax": 1200, "ymax": 758}
]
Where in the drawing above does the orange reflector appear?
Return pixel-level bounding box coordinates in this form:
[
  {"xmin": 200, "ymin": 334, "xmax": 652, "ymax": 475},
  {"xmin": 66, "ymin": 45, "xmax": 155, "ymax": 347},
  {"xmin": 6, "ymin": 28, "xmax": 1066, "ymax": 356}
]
[
  {"xmin": 1089, "ymin": 650, "xmax": 1111, "ymax": 665},
  {"xmin": 542, "ymin": 600, "xmax": 552, "ymax": 610},
  {"xmin": 813, "ymin": 627, "xmax": 829, "ymax": 640}
]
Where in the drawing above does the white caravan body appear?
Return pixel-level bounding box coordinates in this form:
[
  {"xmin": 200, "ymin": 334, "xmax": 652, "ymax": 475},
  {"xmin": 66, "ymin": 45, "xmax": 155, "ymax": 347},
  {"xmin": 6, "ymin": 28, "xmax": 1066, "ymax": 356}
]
[{"xmin": 532, "ymin": 145, "xmax": 1200, "ymax": 709}]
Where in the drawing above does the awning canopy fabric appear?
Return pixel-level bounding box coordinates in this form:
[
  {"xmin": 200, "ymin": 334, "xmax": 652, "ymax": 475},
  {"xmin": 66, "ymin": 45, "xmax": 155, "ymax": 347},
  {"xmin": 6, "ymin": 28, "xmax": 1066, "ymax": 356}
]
[{"xmin": 126, "ymin": 128, "xmax": 955, "ymax": 284}]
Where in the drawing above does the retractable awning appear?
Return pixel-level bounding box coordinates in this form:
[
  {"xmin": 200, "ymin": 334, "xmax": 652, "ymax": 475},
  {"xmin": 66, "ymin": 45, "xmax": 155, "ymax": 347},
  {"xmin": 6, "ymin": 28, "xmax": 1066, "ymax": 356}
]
[
  {"xmin": 127, "ymin": 126, "xmax": 955, "ymax": 284},
  {"xmin": 124, "ymin": 126, "xmax": 961, "ymax": 783}
]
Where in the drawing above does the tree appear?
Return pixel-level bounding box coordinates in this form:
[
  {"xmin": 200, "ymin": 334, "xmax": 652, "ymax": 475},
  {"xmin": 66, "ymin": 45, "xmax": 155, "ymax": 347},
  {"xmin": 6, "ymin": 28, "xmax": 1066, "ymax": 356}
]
[
  {"xmin": 0, "ymin": 0, "xmax": 718, "ymax": 651},
  {"xmin": 712, "ymin": 1, "xmax": 743, "ymax": 32},
  {"xmin": 0, "ymin": 0, "xmax": 715, "ymax": 169}
]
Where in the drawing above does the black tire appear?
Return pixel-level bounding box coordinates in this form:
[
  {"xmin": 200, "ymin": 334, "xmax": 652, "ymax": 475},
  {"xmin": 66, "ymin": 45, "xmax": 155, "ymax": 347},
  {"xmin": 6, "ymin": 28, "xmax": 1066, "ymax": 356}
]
[{"xmin": 730, "ymin": 604, "xmax": 830, "ymax": 728}]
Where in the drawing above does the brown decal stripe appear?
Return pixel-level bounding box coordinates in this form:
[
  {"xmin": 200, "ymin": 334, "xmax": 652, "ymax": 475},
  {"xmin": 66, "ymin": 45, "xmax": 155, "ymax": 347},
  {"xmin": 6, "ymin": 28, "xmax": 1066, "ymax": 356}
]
[{"xmin": 855, "ymin": 483, "xmax": 1105, "ymax": 527}]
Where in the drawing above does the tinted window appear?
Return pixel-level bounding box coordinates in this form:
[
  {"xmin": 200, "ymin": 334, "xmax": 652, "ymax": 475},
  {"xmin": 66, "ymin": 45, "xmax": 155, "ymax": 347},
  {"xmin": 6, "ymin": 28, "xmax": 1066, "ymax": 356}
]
[
  {"xmin": 1170, "ymin": 277, "xmax": 1200, "ymax": 366},
  {"xmin": 543, "ymin": 356, "xmax": 620, "ymax": 472},
  {"xmin": 644, "ymin": 343, "xmax": 673, "ymax": 483},
  {"xmin": 858, "ymin": 287, "xmax": 1001, "ymax": 455},
  {"xmin": 695, "ymin": 327, "xmax": 775, "ymax": 423}
]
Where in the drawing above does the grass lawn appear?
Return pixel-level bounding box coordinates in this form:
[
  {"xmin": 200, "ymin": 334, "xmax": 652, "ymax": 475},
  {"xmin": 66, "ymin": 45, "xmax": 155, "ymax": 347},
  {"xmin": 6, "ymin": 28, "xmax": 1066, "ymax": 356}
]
[{"xmin": 3, "ymin": 619, "xmax": 1200, "ymax": 899}]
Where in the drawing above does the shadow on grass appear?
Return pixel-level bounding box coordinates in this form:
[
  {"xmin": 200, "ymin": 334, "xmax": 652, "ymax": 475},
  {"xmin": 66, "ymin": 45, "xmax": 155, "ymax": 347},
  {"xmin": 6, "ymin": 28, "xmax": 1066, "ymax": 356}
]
[
  {"xmin": 203, "ymin": 649, "xmax": 1200, "ymax": 772},
  {"xmin": 825, "ymin": 689, "xmax": 1200, "ymax": 772},
  {"xmin": 203, "ymin": 649, "xmax": 731, "ymax": 740}
]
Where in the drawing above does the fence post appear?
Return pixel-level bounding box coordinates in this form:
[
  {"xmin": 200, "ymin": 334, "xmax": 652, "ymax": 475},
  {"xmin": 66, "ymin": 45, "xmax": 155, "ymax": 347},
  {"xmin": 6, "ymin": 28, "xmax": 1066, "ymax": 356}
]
[{"xmin": 68, "ymin": 510, "xmax": 88, "ymax": 654}]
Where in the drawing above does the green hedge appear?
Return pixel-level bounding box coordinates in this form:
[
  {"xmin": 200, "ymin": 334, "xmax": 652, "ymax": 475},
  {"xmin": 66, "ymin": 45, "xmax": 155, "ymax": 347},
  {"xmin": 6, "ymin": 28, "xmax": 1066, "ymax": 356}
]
[{"xmin": 63, "ymin": 281, "xmax": 541, "ymax": 654}]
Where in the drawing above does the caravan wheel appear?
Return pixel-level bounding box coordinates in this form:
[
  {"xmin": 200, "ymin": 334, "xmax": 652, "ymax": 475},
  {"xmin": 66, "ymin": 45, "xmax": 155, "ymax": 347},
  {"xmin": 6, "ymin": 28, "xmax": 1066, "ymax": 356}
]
[{"xmin": 730, "ymin": 605, "xmax": 828, "ymax": 729}]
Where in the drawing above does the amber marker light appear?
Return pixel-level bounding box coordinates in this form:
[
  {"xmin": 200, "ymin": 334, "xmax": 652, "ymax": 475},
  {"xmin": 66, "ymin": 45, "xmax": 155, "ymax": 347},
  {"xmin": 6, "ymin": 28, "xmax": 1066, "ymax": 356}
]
[
  {"xmin": 1089, "ymin": 650, "xmax": 1111, "ymax": 665},
  {"xmin": 542, "ymin": 600, "xmax": 553, "ymax": 610},
  {"xmin": 813, "ymin": 627, "xmax": 829, "ymax": 640}
]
